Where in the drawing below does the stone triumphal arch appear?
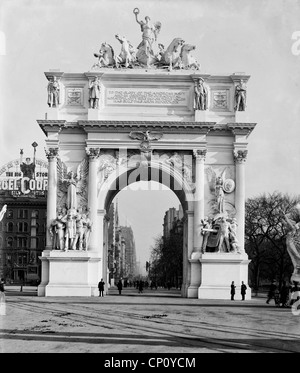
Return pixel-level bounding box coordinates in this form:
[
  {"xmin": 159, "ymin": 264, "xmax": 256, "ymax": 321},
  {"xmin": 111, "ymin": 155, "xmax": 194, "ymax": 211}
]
[{"xmin": 37, "ymin": 10, "xmax": 256, "ymax": 299}]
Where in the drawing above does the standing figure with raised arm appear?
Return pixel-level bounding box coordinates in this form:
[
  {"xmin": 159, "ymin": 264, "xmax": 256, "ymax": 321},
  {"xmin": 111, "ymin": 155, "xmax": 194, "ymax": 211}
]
[{"xmin": 133, "ymin": 7, "xmax": 161, "ymax": 67}]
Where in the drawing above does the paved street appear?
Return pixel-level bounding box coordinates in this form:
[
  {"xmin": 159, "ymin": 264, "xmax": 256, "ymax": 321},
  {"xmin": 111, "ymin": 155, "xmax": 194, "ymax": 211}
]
[{"xmin": 1, "ymin": 286, "xmax": 300, "ymax": 354}]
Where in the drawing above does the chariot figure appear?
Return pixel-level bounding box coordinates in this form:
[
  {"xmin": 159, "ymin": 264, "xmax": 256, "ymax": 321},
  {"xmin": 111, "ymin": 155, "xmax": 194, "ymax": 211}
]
[{"xmin": 133, "ymin": 8, "xmax": 161, "ymax": 67}]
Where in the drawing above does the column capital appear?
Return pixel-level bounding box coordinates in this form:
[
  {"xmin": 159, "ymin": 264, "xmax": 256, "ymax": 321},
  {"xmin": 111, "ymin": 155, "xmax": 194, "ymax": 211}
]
[
  {"xmin": 193, "ymin": 148, "xmax": 207, "ymax": 161},
  {"xmin": 45, "ymin": 147, "xmax": 59, "ymax": 160},
  {"xmin": 233, "ymin": 149, "xmax": 248, "ymax": 163},
  {"xmin": 86, "ymin": 147, "xmax": 100, "ymax": 159}
]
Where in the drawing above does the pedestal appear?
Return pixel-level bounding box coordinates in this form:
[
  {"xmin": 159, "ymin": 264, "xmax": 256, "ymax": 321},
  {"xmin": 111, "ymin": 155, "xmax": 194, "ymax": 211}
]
[
  {"xmin": 38, "ymin": 250, "xmax": 102, "ymax": 296},
  {"xmin": 46, "ymin": 108, "xmax": 59, "ymax": 120},
  {"xmin": 198, "ymin": 252, "xmax": 251, "ymax": 300},
  {"xmin": 195, "ymin": 110, "xmax": 209, "ymax": 121},
  {"xmin": 235, "ymin": 111, "xmax": 249, "ymax": 122},
  {"xmin": 88, "ymin": 108, "xmax": 101, "ymax": 120}
]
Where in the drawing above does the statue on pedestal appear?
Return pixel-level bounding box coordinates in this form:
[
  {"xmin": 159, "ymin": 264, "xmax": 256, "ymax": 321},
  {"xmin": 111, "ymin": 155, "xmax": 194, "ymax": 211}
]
[
  {"xmin": 47, "ymin": 76, "xmax": 60, "ymax": 107},
  {"xmin": 194, "ymin": 78, "xmax": 208, "ymax": 110},
  {"xmin": 234, "ymin": 79, "xmax": 247, "ymax": 111},
  {"xmin": 89, "ymin": 76, "xmax": 101, "ymax": 109}
]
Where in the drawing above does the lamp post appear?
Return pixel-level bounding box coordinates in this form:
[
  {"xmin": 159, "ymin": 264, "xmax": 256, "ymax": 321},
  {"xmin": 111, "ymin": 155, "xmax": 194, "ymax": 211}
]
[{"xmin": 32, "ymin": 142, "xmax": 38, "ymax": 180}]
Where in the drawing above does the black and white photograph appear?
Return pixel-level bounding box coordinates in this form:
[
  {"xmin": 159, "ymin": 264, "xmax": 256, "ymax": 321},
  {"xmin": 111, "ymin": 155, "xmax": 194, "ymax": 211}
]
[{"xmin": 0, "ymin": 0, "xmax": 300, "ymax": 358}]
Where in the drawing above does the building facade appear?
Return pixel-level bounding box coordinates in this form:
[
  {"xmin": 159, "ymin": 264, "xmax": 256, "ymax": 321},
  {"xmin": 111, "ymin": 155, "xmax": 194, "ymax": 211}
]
[{"xmin": 0, "ymin": 154, "xmax": 48, "ymax": 284}]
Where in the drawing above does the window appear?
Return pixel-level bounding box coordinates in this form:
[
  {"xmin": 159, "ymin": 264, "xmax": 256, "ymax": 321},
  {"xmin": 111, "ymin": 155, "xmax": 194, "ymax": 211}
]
[
  {"xmin": 18, "ymin": 222, "xmax": 28, "ymax": 232},
  {"xmin": 18, "ymin": 210, "xmax": 28, "ymax": 219},
  {"xmin": 18, "ymin": 254, "xmax": 27, "ymax": 266},
  {"xmin": 17, "ymin": 237, "xmax": 27, "ymax": 248},
  {"xmin": 7, "ymin": 237, "xmax": 13, "ymax": 247},
  {"xmin": 7, "ymin": 222, "xmax": 13, "ymax": 232}
]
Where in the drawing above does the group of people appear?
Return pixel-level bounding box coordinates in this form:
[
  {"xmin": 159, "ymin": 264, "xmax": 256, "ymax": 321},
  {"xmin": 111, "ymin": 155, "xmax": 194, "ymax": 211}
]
[
  {"xmin": 266, "ymin": 280, "xmax": 299, "ymax": 308},
  {"xmin": 230, "ymin": 281, "xmax": 247, "ymax": 300}
]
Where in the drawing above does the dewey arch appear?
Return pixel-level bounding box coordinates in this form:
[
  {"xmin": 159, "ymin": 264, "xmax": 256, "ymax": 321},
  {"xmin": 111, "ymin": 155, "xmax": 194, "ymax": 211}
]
[
  {"xmin": 99, "ymin": 152, "xmax": 195, "ymax": 297},
  {"xmin": 37, "ymin": 69, "xmax": 256, "ymax": 299}
]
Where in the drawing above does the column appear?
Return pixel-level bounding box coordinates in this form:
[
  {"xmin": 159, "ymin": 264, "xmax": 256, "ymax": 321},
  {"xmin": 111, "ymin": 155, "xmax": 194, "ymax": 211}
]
[
  {"xmin": 45, "ymin": 148, "xmax": 59, "ymax": 250},
  {"xmin": 233, "ymin": 149, "xmax": 248, "ymax": 253},
  {"xmin": 86, "ymin": 147, "xmax": 100, "ymax": 251},
  {"xmin": 192, "ymin": 149, "xmax": 207, "ymax": 255}
]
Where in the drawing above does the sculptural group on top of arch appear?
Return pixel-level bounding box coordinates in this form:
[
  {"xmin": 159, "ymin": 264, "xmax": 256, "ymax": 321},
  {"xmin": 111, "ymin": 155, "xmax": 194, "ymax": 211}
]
[{"xmin": 91, "ymin": 8, "xmax": 201, "ymax": 71}]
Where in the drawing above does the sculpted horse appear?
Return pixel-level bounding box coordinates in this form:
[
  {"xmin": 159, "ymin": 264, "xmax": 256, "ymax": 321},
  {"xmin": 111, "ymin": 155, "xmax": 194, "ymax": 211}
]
[
  {"xmin": 92, "ymin": 42, "xmax": 115, "ymax": 69},
  {"xmin": 160, "ymin": 37, "xmax": 185, "ymax": 71},
  {"xmin": 114, "ymin": 34, "xmax": 136, "ymax": 68},
  {"xmin": 180, "ymin": 43, "xmax": 201, "ymax": 70}
]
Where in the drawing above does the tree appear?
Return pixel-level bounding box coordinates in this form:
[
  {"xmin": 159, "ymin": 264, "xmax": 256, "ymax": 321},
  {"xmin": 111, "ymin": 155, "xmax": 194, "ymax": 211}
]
[
  {"xmin": 245, "ymin": 192, "xmax": 299, "ymax": 290},
  {"xmin": 149, "ymin": 219, "xmax": 183, "ymax": 288}
]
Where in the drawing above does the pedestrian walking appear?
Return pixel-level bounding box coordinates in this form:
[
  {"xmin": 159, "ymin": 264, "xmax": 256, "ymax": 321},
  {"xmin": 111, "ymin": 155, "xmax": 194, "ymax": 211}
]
[
  {"xmin": 138, "ymin": 280, "xmax": 144, "ymax": 294},
  {"xmin": 266, "ymin": 280, "xmax": 277, "ymax": 304},
  {"xmin": 230, "ymin": 281, "xmax": 236, "ymax": 300},
  {"xmin": 241, "ymin": 281, "xmax": 247, "ymax": 300},
  {"xmin": 117, "ymin": 279, "xmax": 123, "ymax": 295},
  {"xmin": 98, "ymin": 278, "xmax": 105, "ymax": 297},
  {"xmin": 0, "ymin": 278, "xmax": 6, "ymax": 315}
]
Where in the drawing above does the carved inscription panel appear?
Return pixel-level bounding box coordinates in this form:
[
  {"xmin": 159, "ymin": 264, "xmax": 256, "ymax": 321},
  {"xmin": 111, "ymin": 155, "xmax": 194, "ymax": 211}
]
[{"xmin": 106, "ymin": 88, "xmax": 188, "ymax": 106}]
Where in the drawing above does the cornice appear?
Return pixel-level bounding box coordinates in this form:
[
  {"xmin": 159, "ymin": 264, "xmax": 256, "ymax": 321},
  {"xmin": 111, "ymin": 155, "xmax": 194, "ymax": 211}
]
[
  {"xmin": 227, "ymin": 123, "xmax": 257, "ymax": 138},
  {"xmin": 78, "ymin": 120, "xmax": 216, "ymax": 134},
  {"xmin": 37, "ymin": 120, "xmax": 67, "ymax": 136}
]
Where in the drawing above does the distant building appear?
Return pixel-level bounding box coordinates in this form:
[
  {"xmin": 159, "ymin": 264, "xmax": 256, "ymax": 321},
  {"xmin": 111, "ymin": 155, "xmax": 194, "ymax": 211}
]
[
  {"xmin": 107, "ymin": 201, "xmax": 137, "ymax": 284},
  {"xmin": 163, "ymin": 205, "xmax": 184, "ymax": 239},
  {"xmin": 0, "ymin": 149, "xmax": 48, "ymax": 284}
]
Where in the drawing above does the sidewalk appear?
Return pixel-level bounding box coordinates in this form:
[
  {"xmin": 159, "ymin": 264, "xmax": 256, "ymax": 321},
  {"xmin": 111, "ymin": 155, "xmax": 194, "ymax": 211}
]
[{"xmin": 1, "ymin": 287, "xmax": 300, "ymax": 353}]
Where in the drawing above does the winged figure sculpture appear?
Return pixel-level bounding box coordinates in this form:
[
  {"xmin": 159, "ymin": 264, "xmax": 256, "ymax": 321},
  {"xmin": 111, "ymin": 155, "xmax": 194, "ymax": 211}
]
[{"xmin": 57, "ymin": 158, "xmax": 89, "ymax": 212}]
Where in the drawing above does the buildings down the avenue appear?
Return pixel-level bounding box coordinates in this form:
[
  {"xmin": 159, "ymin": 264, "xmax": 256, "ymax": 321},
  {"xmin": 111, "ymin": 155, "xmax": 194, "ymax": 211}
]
[
  {"xmin": 0, "ymin": 147, "xmax": 48, "ymax": 284},
  {"xmin": 107, "ymin": 201, "xmax": 137, "ymax": 285}
]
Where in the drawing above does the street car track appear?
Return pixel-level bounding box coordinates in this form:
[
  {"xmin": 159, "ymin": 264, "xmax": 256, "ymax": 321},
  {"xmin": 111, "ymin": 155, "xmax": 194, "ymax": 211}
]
[{"xmin": 4, "ymin": 297, "xmax": 299, "ymax": 353}]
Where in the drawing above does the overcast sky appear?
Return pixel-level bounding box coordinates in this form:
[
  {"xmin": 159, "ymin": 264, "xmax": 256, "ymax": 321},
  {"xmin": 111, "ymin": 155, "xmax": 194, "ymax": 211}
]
[{"xmin": 1, "ymin": 0, "xmax": 300, "ymax": 267}]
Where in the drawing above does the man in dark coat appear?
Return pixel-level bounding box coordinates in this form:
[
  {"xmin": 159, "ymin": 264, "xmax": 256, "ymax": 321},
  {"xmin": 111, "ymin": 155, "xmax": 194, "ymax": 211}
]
[
  {"xmin": 98, "ymin": 278, "xmax": 105, "ymax": 297},
  {"xmin": 241, "ymin": 281, "xmax": 247, "ymax": 300},
  {"xmin": 230, "ymin": 281, "xmax": 236, "ymax": 300},
  {"xmin": 117, "ymin": 280, "xmax": 123, "ymax": 295}
]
